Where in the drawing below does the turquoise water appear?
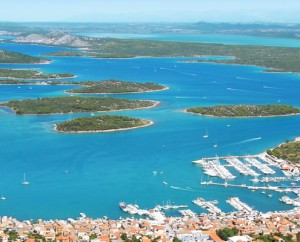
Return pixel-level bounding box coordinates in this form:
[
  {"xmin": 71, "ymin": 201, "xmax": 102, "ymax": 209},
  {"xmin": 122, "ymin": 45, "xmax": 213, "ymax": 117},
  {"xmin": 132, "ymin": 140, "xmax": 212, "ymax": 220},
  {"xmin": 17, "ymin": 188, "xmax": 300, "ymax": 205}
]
[
  {"xmin": 1, "ymin": 40, "xmax": 300, "ymax": 220},
  {"xmin": 75, "ymin": 32, "xmax": 300, "ymax": 47}
]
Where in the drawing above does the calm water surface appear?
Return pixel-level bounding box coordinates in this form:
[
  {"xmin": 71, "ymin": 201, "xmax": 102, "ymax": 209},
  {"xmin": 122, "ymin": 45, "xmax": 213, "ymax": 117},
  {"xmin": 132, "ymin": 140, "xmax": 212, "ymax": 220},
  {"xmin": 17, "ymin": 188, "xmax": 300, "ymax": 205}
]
[{"xmin": 0, "ymin": 38, "xmax": 300, "ymax": 220}]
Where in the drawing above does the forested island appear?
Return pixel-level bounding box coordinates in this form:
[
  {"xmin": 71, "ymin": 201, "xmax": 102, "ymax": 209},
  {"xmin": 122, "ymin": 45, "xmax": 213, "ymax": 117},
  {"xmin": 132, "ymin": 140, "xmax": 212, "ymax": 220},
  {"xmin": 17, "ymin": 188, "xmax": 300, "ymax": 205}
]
[
  {"xmin": 67, "ymin": 80, "xmax": 167, "ymax": 94},
  {"xmin": 186, "ymin": 104, "xmax": 300, "ymax": 117},
  {"xmin": 0, "ymin": 50, "xmax": 49, "ymax": 64},
  {"xmin": 56, "ymin": 115, "xmax": 153, "ymax": 133},
  {"xmin": 267, "ymin": 141, "xmax": 300, "ymax": 163},
  {"xmin": 0, "ymin": 68, "xmax": 74, "ymax": 79},
  {"xmin": 42, "ymin": 36, "xmax": 300, "ymax": 73},
  {"xmin": 2, "ymin": 97, "xmax": 158, "ymax": 114}
]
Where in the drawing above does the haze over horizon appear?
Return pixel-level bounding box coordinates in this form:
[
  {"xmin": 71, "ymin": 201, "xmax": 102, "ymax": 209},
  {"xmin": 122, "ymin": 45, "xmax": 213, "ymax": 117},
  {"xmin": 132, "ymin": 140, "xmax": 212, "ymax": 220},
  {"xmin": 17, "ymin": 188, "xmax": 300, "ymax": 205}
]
[{"xmin": 1, "ymin": 0, "xmax": 300, "ymax": 23}]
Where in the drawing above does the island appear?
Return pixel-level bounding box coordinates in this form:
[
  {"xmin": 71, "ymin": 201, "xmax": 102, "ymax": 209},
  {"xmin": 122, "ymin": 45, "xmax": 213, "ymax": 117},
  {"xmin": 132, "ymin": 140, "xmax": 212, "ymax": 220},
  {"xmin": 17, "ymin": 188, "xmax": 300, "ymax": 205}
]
[
  {"xmin": 1, "ymin": 96, "xmax": 158, "ymax": 115},
  {"xmin": 41, "ymin": 36, "xmax": 300, "ymax": 73},
  {"xmin": 186, "ymin": 104, "xmax": 300, "ymax": 117},
  {"xmin": 267, "ymin": 140, "xmax": 300, "ymax": 163},
  {"xmin": 0, "ymin": 50, "xmax": 50, "ymax": 64},
  {"xmin": 0, "ymin": 68, "xmax": 75, "ymax": 79},
  {"xmin": 67, "ymin": 80, "xmax": 168, "ymax": 94},
  {"xmin": 55, "ymin": 115, "xmax": 153, "ymax": 133}
]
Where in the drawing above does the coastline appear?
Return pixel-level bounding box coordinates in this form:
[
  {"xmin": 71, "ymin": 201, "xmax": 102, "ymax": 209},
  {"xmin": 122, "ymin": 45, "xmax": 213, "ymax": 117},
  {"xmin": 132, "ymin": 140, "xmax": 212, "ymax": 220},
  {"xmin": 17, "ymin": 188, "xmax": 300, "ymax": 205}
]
[
  {"xmin": 0, "ymin": 75, "xmax": 76, "ymax": 80},
  {"xmin": 1, "ymin": 100, "xmax": 160, "ymax": 116},
  {"xmin": 65, "ymin": 86, "xmax": 169, "ymax": 95},
  {"xmin": 54, "ymin": 119, "xmax": 154, "ymax": 133},
  {"xmin": 184, "ymin": 109, "xmax": 300, "ymax": 119}
]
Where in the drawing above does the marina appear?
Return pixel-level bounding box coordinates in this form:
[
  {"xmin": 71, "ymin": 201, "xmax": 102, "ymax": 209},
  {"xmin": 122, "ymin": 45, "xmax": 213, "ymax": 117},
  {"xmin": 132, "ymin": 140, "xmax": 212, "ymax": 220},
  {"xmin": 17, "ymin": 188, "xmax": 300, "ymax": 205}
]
[
  {"xmin": 225, "ymin": 157, "xmax": 260, "ymax": 176},
  {"xmin": 178, "ymin": 209, "xmax": 197, "ymax": 218},
  {"xmin": 226, "ymin": 197, "xmax": 256, "ymax": 214},
  {"xmin": 280, "ymin": 196, "xmax": 300, "ymax": 207},
  {"xmin": 244, "ymin": 157, "xmax": 276, "ymax": 175},
  {"xmin": 192, "ymin": 197, "xmax": 223, "ymax": 214},
  {"xmin": 201, "ymin": 159, "xmax": 236, "ymax": 179}
]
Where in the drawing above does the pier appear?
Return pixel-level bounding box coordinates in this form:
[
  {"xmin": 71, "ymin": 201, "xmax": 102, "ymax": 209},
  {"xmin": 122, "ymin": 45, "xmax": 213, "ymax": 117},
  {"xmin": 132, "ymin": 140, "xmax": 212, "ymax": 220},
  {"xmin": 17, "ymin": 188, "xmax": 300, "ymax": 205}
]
[
  {"xmin": 244, "ymin": 157, "xmax": 275, "ymax": 175},
  {"xmin": 201, "ymin": 180, "xmax": 300, "ymax": 193},
  {"xmin": 201, "ymin": 159, "xmax": 236, "ymax": 179},
  {"xmin": 226, "ymin": 197, "xmax": 256, "ymax": 214},
  {"xmin": 225, "ymin": 157, "xmax": 260, "ymax": 176},
  {"xmin": 192, "ymin": 197, "xmax": 223, "ymax": 214}
]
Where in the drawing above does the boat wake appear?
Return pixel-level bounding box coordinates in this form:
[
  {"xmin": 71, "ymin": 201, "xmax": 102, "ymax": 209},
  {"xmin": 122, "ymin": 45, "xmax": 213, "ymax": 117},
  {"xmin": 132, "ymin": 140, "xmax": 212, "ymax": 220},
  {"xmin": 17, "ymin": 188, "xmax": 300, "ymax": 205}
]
[
  {"xmin": 174, "ymin": 96, "xmax": 198, "ymax": 99},
  {"xmin": 227, "ymin": 87, "xmax": 240, "ymax": 91},
  {"xmin": 236, "ymin": 137, "xmax": 262, "ymax": 144},
  {"xmin": 176, "ymin": 71, "xmax": 197, "ymax": 77},
  {"xmin": 159, "ymin": 67, "xmax": 175, "ymax": 71},
  {"xmin": 170, "ymin": 186, "xmax": 196, "ymax": 192},
  {"xmin": 263, "ymin": 85, "xmax": 279, "ymax": 89}
]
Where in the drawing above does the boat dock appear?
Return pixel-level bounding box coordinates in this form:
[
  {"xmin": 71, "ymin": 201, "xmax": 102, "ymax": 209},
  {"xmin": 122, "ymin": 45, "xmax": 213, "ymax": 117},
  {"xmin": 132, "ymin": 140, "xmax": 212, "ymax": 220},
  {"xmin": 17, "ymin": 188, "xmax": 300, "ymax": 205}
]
[
  {"xmin": 225, "ymin": 157, "xmax": 260, "ymax": 176},
  {"xmin": 244, "ymin": 157, "xmax": 276, "ymax": 175},
  {"xmin": 179, "ymin": 209, "xmax": 197, "ymax": 218},
  {"xmin": 192, "ymin": 197, "xmax": 223, "ymax": 214},
  {"xmin": 201, "ymin": 180, "xmax": 300, "ymax": 193},
  {"xmin": 226, "ymin": 197, "xmax": 256, "ymax": 214},
  {"xmin": 202, "ymin": 159, "xmax": 236, "ymax": 180}
]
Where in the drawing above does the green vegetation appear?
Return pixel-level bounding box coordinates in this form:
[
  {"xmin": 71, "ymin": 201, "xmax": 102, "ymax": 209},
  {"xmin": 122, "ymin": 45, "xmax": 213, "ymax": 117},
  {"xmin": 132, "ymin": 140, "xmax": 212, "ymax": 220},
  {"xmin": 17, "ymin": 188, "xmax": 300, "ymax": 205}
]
[
  {"xmin": 48, "ymin": 38, "xmax": 300, "ymax": 73},
  {"xmin": 45, "ymin": 50, "xmax": 93, "ymax": 57},
  {"xmin": 0, "ymin": 79, "xmax": 32, "ymax": 84},
  {"xmin": 267, "ymin": 141, "xmax": 300, "ymax": 163},
  {"xmin": 27, "ymin": 231, "xmax": 46, "ymax": 242},
  {"xmin": 0, "ymin": 68, "xmax": 74, "ymax": 79},
  {"xmin": 252, "ymin": 232, "xmax": 294, "ymax": 242},
  {"xmin": 4, "ymin": 229, "xmax": 19, "ymax": 241},
  {"xmin": 2, "ymin": 96, "xmax": 157, "ymax": 115},
  {"xmin": 0, "ymin": 50, "xmax": 49, "ymax": 64},
  {"xmin": 56, "ymin": 115, "xmax": 151, "ymax": 132},
  {"xmin": 68, "ymin": 80, "xmax": 167, "ymax": 94},
  {"xmin": 216, "ymin": 227, "xmax": 239, "ymax": 240},
  {"xmin": 186, "ymin": 104, "xmax": 300, "ymax": 117}
]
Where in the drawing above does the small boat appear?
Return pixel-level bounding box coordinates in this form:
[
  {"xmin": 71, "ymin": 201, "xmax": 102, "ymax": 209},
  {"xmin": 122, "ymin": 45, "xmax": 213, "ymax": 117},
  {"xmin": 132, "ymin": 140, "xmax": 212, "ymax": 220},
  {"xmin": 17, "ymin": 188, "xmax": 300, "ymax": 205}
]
[
  {"xmin": 267, "ymin": 194, "xmax": 273, "ymax": 198},
  {"xmin": 22, "ymin": 173, "xmax": 30, "ymax": 185},
  {"xmin": 0, "ymin": 195, "xmax": 6, "ymax": 200},
  {"xmin": 261, "ymin": 191, "xmax": 266, "ymax": 194},
  {"xmin": 203, "ymin": 129, "xmax": 208, "ymax": 138},
  {"xmin": 162, "ymin": 181, "xmax": 168, "ymax": 186},
  {"xmin": 213, "ymin": 144, "xmax": 218, "ymax": 148},
  {"xmin": 251, "ymin": 177, "xmax": 259, "ymax": 183}
]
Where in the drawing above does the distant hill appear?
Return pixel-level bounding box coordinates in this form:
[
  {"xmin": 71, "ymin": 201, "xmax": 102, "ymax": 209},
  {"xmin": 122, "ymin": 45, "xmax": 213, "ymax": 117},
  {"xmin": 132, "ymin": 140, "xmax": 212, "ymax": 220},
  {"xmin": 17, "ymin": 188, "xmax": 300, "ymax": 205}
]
[{"xmin": 13, "ymin": 32, "xmax": 91, "ymax": 47}]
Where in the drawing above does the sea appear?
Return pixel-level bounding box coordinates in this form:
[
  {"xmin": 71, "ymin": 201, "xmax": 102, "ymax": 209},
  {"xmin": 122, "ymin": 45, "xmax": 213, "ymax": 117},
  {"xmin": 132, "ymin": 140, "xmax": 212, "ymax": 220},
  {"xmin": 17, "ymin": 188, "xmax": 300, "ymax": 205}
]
[{"xmin": 0, "ymin": 34, "xmax": 300, "ymax": 220}]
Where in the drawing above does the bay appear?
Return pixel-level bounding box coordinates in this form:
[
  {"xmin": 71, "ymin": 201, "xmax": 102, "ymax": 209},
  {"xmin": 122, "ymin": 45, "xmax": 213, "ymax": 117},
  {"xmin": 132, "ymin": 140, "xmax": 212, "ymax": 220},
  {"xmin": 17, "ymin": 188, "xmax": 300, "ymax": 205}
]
[{"xmin": 0, "ymin": 40, "xmax": 300, "ymax": 220}]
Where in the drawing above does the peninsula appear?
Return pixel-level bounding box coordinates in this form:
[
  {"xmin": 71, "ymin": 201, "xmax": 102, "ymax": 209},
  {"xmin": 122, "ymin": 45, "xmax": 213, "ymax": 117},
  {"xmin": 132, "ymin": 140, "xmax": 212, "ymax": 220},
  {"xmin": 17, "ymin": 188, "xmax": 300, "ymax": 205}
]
[
  {"xmin": 2, "ymin": 96, "xmax": 158, "ymax": 115},
  {"xmin": 56, "ymin": 115, "xmax": 153, "ymax": 133},
  {"xmin": 0, "ymin": 68, "xmax": 74, "ymax": 79},
  {"xmin": 267, "ymin": 140, "xmax": 300, "ymax": 163},
  {"xmin": 67, "ymin": 80, "xmax": 167, "ymax": 94},
  {"xmin": 186, "ymin": 104, "xmax": 300, "ymax": 117},
  {"xmin": 0, "ymin": 50, "xmax": 49, "ymax": 64}
]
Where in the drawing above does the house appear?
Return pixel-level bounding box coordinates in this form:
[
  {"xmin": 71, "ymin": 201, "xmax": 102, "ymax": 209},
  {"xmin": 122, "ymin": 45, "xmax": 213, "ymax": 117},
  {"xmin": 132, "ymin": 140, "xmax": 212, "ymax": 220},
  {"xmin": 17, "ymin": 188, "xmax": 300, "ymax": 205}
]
[
  {"xmin": 227, "ymin": 235, "xmax": 253, "ymax": 242},
  {"xmin": 0, "ymin": 233, "xmax": 9, "ymax": 242}
]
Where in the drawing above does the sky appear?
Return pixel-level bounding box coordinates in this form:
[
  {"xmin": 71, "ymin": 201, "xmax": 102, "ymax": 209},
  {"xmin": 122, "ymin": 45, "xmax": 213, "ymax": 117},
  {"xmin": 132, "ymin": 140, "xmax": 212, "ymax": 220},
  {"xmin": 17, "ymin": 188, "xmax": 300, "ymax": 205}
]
[{"xmin": 1, "ymin": 0, "xmax": 300, "ymax": 23}]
